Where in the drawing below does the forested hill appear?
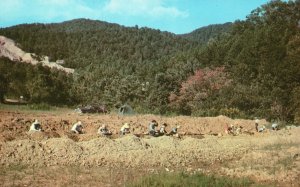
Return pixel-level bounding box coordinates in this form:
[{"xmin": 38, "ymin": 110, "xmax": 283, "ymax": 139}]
[
  {"xmin": 0, "ymin": 18, "xmax": 203, "ymax": 111},
  {"xmin": 0, "ymin": 0, "xmax": 299, "ymax": 123},
  {"xmin": 180, "ymin": 22, "xmax": 233, "ymax": 43},
  {"xmin": 0, "ymin": 18, "xmax": 197, "ymax": 69}
]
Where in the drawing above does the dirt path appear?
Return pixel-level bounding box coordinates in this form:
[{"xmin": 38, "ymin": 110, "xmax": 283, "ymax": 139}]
[{"xmin": 0, "ymin": 109, "xmax": 299, "ymax": 186}]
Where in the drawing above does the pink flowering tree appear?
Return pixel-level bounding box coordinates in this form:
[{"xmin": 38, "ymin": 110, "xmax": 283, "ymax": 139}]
[{"xmin": 169, "ymin": 66, "xmax": 232, "ymax": 114}]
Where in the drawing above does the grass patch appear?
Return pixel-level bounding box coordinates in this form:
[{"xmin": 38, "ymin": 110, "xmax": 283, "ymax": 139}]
[
  {"xmin": 0, "ymin": 163, "xmax": 29, "ymax": 186},
  {"xmin": 27, "ymin": 103, "xmax": 52, "ymax": 110},
  {"xmin": 0, "ymin": 103, "xmax": 74, "ymax": 113},
  {"xmin": 0, "ymin": 103, "xmax": 52, "ymax": 111},
  {"xmin": 277, "ymin": 156, "xmax": 294, "ymax": 170},
  {"xmin": 0, "ymin": 165, "xmax": 272, "ymax": 187},
  {"xmin": 126, "ymin": 172, "xmax": 262, "ymax": 187},
  {"xmin": 6, "ymin": 163, "xmax": 28, "ymax": 171},
  {"xmin": 261, "ymin": 142, "xmax": 299, "ymax": 151}
]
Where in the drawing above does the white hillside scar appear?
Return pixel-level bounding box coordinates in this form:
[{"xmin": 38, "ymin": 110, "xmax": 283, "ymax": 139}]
[{"xmin": 0, "ymin": 35, "xmax": 74, "ymax": 74}]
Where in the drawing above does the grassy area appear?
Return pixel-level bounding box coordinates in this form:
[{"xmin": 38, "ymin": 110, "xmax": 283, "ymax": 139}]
[
  {"xmin": 261, "ymin": 141, "xmax": 300, "ymax": 151},
  {"xmin": 0, "ymin": 164, "xmax": 269, "ymax": 187},
  {"xmin": 126, "ymin": 172, "xmax": 266, "ymax": 187},
  {"xmin": 0, "ymin": 103, "xmax": 72, "ymax": 113},
  {"xmin": 0, "ymin": 164, "xmax": 113, "ymax": 187}
]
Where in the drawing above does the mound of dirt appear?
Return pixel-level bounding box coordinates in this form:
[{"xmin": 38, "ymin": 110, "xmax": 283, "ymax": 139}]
[
  {"xmin": 144, "ymin": 136, "xmax": 180, "ymax": 149},
  {"xmin": 0, "ymin": 109, "xmax": 298, "ymax": 186},
  {"xmin": 0, "ymin": 110, "xmax": 267, "ymax": 143},
  {"xmin": 114, "ymin": 135, "xmax": 149, "ymax": 151}
]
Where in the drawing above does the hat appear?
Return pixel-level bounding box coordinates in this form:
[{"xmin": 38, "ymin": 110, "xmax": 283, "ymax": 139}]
[
  {"xmin": 78, "ymin": 121, "xmax": 82, "ymax": 125},
  {"xmin": 101, "ymin": 124, "xmax": 107, "ymax": 128},
  {"xmin": 123, "ymin": 123, "xmax": 130, "ymax": 128},
  {"xmin": 34, "ymin": 119, "xmax": 39, "ymax": 123},
  {"xmin": 176, "ymin": 125, "xmax": 181, "ymax": 129}
]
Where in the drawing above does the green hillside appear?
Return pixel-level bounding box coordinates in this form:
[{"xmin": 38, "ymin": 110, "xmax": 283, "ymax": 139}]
[
  {"xmin": 180, "ymin": 22, "xmax": 233, "ymax": 44},
  {"xmin": 0, "ymin": 0, "xmax": 299, "ymax": 123},
  {"xmin": 0, "ymin": 18, "xmax": 196, "ymax": 68}
]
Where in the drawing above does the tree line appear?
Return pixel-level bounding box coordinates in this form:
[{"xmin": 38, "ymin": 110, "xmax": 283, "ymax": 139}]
[{"xmin": 0, "ymin": 0, "xmax": 299, "ymax": 123}]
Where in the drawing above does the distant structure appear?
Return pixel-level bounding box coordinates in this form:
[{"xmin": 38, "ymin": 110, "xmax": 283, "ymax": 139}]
[{"xmin": 118, "ymin": 104, "xmax": 134, "ymax": 115}]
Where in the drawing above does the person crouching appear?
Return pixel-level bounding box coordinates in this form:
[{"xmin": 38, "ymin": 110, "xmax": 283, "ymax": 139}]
[
  {"xmin": 120, "ymin": 123, "xmax": 130, "ymax": 135},
  {"xmin": 29, "ymin": 119, "xmax": 42, "ymax": 132},
  {"xmin": 71, "ymin": 121, "xmax": 84, "ymax": 134},
  {"xmin": 168, "ymin": 125, "xmax": 180, "ymax": 137},
  {"xmin": 98, "ymin": 124, "xmax": 112, "ymax": 136},
  {"xmin": 159, "ymin": 123, "xmax": 168, "ymax": 135},
  {"xmin": 148, "ymin": 120, "xmax": 159, "ymax": 137}
]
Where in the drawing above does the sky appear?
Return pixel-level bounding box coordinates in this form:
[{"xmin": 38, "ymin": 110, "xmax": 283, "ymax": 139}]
[{"xmin": 0, "ymin": 0, "xmax": 270, "ymax": 34}]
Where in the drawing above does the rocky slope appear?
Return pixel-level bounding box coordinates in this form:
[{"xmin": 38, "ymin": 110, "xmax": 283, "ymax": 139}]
[{"xmin": 0, "ymin": 35, "xmax": 74, "ymax": 73}]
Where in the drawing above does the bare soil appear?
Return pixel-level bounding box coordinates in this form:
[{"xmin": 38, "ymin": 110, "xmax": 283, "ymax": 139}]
[{"xmin": 0, "ymin": 108, "xmax": 299, "ymax": 186}]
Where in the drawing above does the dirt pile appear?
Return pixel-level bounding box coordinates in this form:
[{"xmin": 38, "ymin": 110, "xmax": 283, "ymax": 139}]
[
  {"xmin": 0, "ymin": 110, "xmax": 266, "ymax": 142},
  {"xmin": 0, "ymin": 109, "xmax": 299, "ymax": 186}
]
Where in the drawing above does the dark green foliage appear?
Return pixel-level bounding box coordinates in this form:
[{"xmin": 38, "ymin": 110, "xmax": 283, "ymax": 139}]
[
  {"xmin": 0, "ymin": 19, "xmax": 195, "ymax": 68},
  {"xmin": 0, "ymin": 58, "xmax": 74, "ymax": 105},
  {"xmin": 170, "ymin": 0, "xmax": 300, "ymax": 121},
  {"xmin": 0, "ymin": 18, "xmax": 198, "ymax": 112},
  {"xmin": 0, "ymin": 73, "xmax": 7, "ymax": 102},
  {"xmin": 226, "ymin": 0, "xmax": 300, "ymax": 121},
  {"xmin": 181, "ymin": 22, "xmax": 233, "ymax": 44}
]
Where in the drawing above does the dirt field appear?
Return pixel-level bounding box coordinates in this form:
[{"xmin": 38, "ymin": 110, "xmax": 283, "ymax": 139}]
[{"xmin": 0, "ymin": 107, "xmax": 299, "ymax": 186}]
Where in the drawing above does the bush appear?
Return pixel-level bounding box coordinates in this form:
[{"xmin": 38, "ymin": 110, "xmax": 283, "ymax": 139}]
[
  {"xmin": 219, "ymin": 108, "xmax": 245, "ymax": 119},
  {"xmin": 294, "ymin": 109, "xmax": 300, "ymax": 126}
]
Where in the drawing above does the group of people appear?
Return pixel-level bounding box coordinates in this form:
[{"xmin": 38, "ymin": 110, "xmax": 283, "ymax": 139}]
[
  {"xmin": 225, "ymin": 124, "xmax": 243, "ymax": 135},
  {"xmin": 148, "ymin": 120, "xmax": 180, "ymax": 137},
  {"xmin": 255, "ymin": 118, "xmax": 279, "ymax": 133},
  {"xmin": 28, "ymin": 119, "xmax": 180, "ymax": 137},
  {"xmin": 224, "ymin": 118, "xmax": 280, "ymax": 135},
  {"xmin": 28, "ymin": 120, "xmax": 109, "ymax": 135},
  {"xmin": 29, "ymin": 118, "xmax": 280, "ymax": 137},
  {"xmin": 68, "ymin": 121, "xmax": 114, "ymax": 135}
]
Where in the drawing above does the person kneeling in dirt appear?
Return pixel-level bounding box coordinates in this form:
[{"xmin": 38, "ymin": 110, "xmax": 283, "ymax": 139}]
[
  {"xmin": 148, "ymin": 120, "xmax": 159, "ymax": 137},
  {"xmin": 258, "ymin": 125, "xmax": 266, "ymax": 133},
  {"xmin": 120, "ymin": 123, "xmax": 130, "ymax": 135},
  {"xmin": 98, "ymin": 124, "xmax": 112, "ymax": 136},
  {"xmin": 235, "ymin": 126, "xmax": 243, "ymax": 135},
  {"xmin": 168, "ymin": 125, "xmax": 180, "ymax": 137},
  {"xmin": 71, "ymin": 121, "xmax": 84, "ymax": 134},
  {"xmin": 159, "ymin": 123, "xmax": 168, "ymax": 135},
  {"xmin": 29, "ymin": 119, "xmax": 42, "ymax": 132},
  {"xmin": 226, "ymin": 124, "xmax": 235, "ymax": 135},
  {"xmin": 271, "ymin": 123, "xmax": 279, "ymax": 131}
]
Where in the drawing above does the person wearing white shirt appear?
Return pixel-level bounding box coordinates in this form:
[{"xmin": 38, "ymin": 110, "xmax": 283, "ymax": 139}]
[
  {"xmin": 71, "ymin": 121, "xmax": 84, "ymax": 134},
  {"xmin": 29, "ymin": 119, "xmax": 42, "ymax": 132}
]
